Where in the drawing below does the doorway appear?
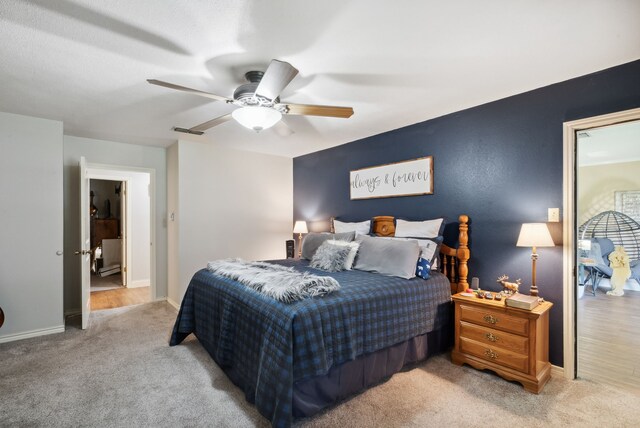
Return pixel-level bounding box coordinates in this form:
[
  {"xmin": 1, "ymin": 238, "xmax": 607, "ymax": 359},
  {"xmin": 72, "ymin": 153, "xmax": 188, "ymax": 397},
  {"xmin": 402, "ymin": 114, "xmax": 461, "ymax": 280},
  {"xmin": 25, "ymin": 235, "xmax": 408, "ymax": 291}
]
[
  {"xmin": 575, "ymin": 121, "xmax": 640, "ymax": 391},
  {"xmin": 562, "ymin": 107, "xmax": 640, "ymax": 388},
  {"xmin": 83, "ymin": 165, "xmax": 154, "ymax": 314},
  {"xmin": 90, "ymin": 179, "xmax": 125, "ymax": 292}
]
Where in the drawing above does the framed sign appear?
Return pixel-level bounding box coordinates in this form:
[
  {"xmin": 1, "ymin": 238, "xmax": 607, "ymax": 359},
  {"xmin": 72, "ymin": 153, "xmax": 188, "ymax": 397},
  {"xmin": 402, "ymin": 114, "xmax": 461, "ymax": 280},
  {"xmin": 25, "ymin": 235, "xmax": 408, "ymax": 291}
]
[
  {"xmin": 350, "ymin": 156, "xmax": 433, "ymax": 200},
  {"xmin": 615, "ymin": 190, "xmax": 640, "ymax": 222}
]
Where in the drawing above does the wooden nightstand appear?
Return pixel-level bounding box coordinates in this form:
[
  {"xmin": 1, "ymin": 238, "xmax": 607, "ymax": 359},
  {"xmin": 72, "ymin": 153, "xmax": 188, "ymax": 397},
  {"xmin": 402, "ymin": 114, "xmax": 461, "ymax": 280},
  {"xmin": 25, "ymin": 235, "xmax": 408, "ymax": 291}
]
[{"xmin": 451, "ymin": 293, "xmax": 553, "ymax": 393}]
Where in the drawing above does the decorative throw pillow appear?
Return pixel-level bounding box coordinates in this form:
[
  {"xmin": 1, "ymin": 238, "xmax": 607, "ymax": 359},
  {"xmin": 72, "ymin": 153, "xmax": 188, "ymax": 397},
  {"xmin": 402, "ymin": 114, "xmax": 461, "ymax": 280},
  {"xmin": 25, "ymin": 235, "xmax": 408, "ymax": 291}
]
[
  {"xmin": 326, "ymin": 240, "xmax": 360, "ymax": 270},
  {"xmin": 378, "ymin": 236, "xmax": 443, "ymax": 270},
  {"xmin": 333, "ymin": 219, "xmax": 371, "ymax": 236},
  {"xmin": 413, "ymin": 236, "xmax": 443, "ymax": 270},
  {"xmin": 310, "ymin": 241, "xmax": 352, "ymax": 272},
  {"xmin": 416, "ymin": 257, "xmax": 431, "ymax": 279},
  {"xmin": 395, "ymin": 218, "xmax": 444, "ymax": 238},
  {"xmin": 353, "ymin": 235, "xmax": 420, "ymax": 279},
  {"xmin": 301, "ymin": 231, "xmax": 356, "ymax": 260}
]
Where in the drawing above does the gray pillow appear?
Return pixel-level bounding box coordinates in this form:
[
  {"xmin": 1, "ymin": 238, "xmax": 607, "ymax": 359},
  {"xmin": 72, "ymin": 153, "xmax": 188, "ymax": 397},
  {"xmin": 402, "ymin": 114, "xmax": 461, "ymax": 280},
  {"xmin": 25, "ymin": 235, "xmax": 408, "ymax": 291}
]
[
  {"xmin": 353, "ymin": 235, "xmax": 420, "ymax": 279},
  {"xmin": 301, "ymin": 231, "xmax": 356, "ymax": 260},
  {"xmin": 310, "ymin": 241, "xmax": 351, "ymax": 272},
  {"xmin": 378, "ymin": 236, "xmax": 443, "ymax": 270}
]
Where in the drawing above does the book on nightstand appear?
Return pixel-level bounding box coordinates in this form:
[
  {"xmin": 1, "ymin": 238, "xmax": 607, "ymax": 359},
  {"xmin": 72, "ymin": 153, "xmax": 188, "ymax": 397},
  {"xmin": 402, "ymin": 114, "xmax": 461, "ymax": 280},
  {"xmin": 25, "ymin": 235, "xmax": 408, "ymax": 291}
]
[{"xmin": 505, "ymin": 293, "xmax": 540, "ymax": 310}]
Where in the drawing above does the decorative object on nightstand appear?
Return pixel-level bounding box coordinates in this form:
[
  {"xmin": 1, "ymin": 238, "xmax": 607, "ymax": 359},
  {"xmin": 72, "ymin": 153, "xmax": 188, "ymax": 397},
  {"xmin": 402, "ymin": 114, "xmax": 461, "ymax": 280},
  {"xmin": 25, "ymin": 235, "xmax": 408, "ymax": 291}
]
[
  {"xmin": 451, "ymin": 292, "xmax": 553, "ymax": 393},
  {"xmin": 505, "ymin": 292, "xmax": 540, "ymax": 310},
  {"xmin": 293, "ymin": 220, "xmax": 308, "ymax": 258},
  {"xmin": 516, "ymin": 223, "xmax": 554, "ymax": 297},
  {"xmin": 497, "ymin": 274, "xmax": 521, "ymax": 295}
]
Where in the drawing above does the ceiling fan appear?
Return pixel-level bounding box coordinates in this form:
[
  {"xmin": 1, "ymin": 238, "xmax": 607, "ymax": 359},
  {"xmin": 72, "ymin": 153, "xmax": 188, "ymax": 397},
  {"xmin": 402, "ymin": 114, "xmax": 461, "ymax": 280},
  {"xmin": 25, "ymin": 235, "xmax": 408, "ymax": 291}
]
[{"xmin": 148, "ymin": 59, "xmax": 354, "ymax": 135}]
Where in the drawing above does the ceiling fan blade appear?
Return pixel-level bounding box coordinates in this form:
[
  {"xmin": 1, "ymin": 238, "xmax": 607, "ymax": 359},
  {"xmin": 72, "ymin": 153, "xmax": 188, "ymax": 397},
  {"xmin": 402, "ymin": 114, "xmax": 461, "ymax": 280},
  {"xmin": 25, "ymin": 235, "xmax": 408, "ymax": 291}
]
[
  {"xmin": 255, "ymin": 60, "xmax": 299, "ymax": 101},
  {"xmin": 147, "ymin": 79, "xmax": 231, "ymax": 103},
  {"xmin": 188, "ymin": 114, "xmax": 234, "ymax": 132},
  {"xmin": 173, "ymin": 127, "xmax": 204, "ymax": 135},
  {"xmin": 281, "ymin": 103, "xmax": 354, "ymax": 118},
  {"xmin": 272, "ymin": 120, "xmax": 295, "ymax": 137}
]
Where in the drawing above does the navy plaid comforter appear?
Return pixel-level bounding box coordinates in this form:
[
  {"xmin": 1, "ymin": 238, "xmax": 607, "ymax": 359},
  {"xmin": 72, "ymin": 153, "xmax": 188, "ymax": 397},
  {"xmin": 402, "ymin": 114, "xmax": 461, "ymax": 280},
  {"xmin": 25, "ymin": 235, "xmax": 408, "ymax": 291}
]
[{"xmin": 170, "ymin": 259, "xmax": 452, "ymax": 427}]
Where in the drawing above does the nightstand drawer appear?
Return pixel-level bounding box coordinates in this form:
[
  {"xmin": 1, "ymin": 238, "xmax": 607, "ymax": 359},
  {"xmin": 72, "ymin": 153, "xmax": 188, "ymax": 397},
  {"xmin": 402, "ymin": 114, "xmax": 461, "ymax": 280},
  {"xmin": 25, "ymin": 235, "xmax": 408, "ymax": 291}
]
[
  {"xmin": 459, "ymin": 304, "xmax": 529, "ymax": 336},
  {"xmin": 459, "ymin": 337, "xmax": 529, "ymax": 373},
  {"xmin": 459, "ymin": 321, "xmax": 528, "ymax": 355}
]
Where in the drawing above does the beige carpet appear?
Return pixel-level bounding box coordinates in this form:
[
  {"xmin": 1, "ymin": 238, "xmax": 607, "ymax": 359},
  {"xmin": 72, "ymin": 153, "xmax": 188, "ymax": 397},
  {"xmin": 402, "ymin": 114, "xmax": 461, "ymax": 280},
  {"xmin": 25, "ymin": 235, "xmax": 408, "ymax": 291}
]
[{"xmin": 0, "ymin": 302, "xmax": 638, "ymax": 427}]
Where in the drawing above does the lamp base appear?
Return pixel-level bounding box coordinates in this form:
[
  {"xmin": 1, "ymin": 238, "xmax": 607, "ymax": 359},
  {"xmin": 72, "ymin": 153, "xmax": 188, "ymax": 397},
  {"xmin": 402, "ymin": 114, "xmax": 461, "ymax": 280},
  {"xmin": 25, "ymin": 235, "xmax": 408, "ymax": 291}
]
[{"xmin": 530, "ymin": 285, "xmax": 539, "ymax": 297}]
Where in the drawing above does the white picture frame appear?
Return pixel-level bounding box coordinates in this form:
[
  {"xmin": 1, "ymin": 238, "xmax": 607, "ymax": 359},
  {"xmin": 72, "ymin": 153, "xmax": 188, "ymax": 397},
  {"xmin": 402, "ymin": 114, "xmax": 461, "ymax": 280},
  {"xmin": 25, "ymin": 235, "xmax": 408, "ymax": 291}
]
[
  {"xmin": 350, "ymin": 156, "xmax": 433, "ymax": 200},
  {"xmin": 615, "ymin": 190, "xmax": 640, "ymax": 222}
]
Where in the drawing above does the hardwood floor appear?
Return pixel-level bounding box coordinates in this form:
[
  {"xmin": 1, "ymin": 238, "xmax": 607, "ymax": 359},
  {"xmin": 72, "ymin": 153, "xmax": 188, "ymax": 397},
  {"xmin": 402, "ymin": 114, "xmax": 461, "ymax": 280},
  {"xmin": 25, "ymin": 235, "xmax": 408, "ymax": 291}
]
[
  {"xmin": 91, "ymin": 286, "xmax": 151, "ymax": 311},
  {"xmin": 577, "ymin": 288, "xmax": 640, "ymax": 392}
]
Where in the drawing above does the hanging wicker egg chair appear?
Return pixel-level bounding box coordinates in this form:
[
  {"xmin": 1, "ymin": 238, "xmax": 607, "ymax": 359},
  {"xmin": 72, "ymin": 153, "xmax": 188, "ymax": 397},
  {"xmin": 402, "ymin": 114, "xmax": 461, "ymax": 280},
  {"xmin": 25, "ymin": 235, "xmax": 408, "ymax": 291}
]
[{"xmin": 579, "ymin": 210, "xmax": 640, "ymax": 260}]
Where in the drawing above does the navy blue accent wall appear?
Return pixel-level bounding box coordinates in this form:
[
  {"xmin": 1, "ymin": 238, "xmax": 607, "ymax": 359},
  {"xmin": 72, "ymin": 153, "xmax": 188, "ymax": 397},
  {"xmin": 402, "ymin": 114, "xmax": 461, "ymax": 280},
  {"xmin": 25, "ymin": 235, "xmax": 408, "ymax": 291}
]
[{"xmin": 293, "ymin": 60, "xmax": 640, "ymax": 367}]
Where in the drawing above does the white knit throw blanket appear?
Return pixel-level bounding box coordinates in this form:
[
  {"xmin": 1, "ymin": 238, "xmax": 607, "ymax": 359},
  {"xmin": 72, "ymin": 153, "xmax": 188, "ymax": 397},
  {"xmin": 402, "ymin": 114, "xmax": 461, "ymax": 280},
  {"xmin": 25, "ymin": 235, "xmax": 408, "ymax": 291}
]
[{"xmin": 207, "ymin": 259, "xmax": 340, "ymax": 303}]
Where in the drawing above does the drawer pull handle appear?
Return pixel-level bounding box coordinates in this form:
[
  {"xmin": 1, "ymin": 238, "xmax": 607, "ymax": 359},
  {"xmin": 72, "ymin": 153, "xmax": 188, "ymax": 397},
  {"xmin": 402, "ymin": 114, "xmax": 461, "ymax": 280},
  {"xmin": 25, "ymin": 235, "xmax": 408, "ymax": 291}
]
[
  {"xmin": 484, "ymin": 349, "xmax": 499, "ymax": 360},
  {"xmin": 485, "ymin": 332, "xmax": 498, "ymax": 342},
  {"xmin": 483, "ymin": 314, "xmax": 499, "ymax": 324}
]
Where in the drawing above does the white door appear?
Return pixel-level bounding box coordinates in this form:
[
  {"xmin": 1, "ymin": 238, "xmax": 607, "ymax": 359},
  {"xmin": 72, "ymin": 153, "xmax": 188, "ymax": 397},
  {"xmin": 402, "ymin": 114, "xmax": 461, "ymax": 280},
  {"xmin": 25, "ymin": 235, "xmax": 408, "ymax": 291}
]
[
  {"xmin": 79, "ymin": 157, "xmax": 91, "ymax": 329},
  {"xmin": 120, "ymin": 180, "xmax": 128, "ymax": 287}
]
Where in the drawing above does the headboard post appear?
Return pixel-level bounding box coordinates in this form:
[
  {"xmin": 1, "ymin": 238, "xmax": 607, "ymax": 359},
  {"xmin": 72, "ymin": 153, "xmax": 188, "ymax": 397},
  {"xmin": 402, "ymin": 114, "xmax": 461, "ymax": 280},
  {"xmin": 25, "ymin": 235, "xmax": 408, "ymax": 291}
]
[{"xmin": 456, "ymin": 215, "xmax": 470, "ymax": 293}]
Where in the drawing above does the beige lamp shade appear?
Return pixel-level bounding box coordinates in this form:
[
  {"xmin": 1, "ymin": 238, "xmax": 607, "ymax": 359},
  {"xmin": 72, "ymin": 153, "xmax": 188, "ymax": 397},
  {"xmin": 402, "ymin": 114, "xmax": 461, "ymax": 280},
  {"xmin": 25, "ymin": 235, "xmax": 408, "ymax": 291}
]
[
  {"xmin": 293, "ymin": 221, "xmax": 308, "ymax": 234},
  {"xmin": 516, "ymin": 223, "xmax": 554, "ymax": 248}
]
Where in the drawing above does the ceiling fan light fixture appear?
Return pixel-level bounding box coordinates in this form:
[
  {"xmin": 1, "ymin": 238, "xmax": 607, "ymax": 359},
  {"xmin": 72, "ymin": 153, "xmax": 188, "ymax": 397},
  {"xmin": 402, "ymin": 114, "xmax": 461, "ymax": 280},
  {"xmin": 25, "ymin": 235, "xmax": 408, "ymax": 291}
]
[{"xmin": 232, "ymin": 106, "xmax": 282, "ymax": 132}]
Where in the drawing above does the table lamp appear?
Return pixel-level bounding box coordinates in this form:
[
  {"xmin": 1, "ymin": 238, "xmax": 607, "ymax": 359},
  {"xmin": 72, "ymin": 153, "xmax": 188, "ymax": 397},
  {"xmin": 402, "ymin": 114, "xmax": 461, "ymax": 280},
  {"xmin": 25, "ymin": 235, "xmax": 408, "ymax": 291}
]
[
  {"xmin": 516, "ymin": 223, "xmax": 555, "ymax": 296},
  {"xmin": 293, "ymin": 220, "xmax": 308, "ymax": 257}
]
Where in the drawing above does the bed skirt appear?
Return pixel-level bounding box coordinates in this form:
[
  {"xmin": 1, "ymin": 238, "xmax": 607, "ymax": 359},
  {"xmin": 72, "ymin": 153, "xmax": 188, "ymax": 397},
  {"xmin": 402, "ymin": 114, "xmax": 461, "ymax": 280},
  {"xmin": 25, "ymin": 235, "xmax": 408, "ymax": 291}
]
[{"xmin": 292, "ymin": 320, "xmax": 453, "ymax": 418}]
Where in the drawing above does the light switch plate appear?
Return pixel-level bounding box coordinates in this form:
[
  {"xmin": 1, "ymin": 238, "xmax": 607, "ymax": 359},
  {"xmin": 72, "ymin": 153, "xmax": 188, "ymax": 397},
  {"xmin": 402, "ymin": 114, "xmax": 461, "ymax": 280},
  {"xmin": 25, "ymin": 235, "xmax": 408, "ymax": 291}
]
[{"xmin": 548, "ymin": 208, "xmax": 560, "ymax": 222}]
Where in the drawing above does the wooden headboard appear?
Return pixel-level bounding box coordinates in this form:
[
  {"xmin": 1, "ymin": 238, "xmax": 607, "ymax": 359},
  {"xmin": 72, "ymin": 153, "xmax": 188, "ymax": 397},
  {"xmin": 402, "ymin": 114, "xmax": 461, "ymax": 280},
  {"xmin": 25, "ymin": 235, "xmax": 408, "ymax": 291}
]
[{"xmin": 370, "ymin": 215, "xmax": 470, "ymax": 294}]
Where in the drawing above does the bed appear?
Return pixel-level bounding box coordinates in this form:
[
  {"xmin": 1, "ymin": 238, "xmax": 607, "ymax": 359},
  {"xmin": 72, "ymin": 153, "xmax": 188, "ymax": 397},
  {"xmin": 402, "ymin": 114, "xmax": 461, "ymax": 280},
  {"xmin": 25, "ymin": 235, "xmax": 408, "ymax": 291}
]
[{"xmin": 170, "ymin": 215, "xmax": 470, "ymax": 427}]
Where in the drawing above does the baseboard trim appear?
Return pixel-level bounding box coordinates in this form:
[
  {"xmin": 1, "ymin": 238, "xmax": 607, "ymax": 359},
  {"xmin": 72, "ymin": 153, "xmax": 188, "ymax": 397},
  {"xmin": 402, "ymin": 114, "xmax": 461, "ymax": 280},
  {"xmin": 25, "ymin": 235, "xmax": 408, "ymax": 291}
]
[
  {"xmin": 0, "ymin": 325, "xmax": 65, "ymax": 344},
  {"xmin": 128, "ymin": 279, "xmax": 150, "ymax": 288},
  {"xmin": 166, "ymin": 297, "xmax": 180, "ymax": 311},
  {"xmin": 550, "ymin": 364, "xmax": 564, "ymax": 378}
]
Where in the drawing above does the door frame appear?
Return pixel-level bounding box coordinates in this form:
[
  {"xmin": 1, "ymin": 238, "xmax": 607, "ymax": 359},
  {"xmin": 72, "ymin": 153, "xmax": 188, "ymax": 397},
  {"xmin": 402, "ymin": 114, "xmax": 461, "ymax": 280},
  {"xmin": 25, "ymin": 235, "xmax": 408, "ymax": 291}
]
[
  {"xmin": 562, "ymin": 107, "xmax": 640, "ymax": 379},
  {"xmin": 84, "ymin": 163, "xmax": 157, "ymax": 303}
]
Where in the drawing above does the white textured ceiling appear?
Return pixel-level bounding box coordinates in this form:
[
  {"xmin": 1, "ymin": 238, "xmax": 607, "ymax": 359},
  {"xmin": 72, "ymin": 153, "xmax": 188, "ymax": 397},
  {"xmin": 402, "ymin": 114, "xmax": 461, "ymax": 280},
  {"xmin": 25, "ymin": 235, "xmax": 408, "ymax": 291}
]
[
  {"xmin": 578, "ymin": 120, "xmax": 640, "ymax": 166},
  {"xmin": 0, "ymin": 0, "xmax": 639, "ymax": 158}
]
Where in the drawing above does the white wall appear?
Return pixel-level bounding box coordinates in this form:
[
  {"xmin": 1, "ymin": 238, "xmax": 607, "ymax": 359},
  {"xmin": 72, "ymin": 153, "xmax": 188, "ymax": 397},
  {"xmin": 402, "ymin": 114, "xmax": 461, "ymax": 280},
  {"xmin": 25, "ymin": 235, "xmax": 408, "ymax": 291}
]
[
  {"xmin": 167, "ymin": 140, "xmax": 293, "ymax": 307},
  {"xmin": 577, "ymin": 160, "xmax": 640, "ymax": 226},
  {"xmin": 127, "ymin": 172, "xmax": 151, "ymax": 286},
  {"xmin": 0, "ymin": 111, "xmax": 64, "ymax": 341},
  {"xmin": 63, "ymin": 136, "xmax": 167, "ymax": 313}
]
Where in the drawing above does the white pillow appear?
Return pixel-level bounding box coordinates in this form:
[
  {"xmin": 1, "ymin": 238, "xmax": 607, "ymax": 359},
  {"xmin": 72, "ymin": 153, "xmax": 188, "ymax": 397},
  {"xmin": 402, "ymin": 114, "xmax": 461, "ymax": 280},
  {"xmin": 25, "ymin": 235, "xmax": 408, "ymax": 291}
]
[
  {"xmin": 333, "ymin": 219, "xmax": 371, "ymax": 236},
  {"xmin": 395, "ymin": 218, "xmax": 443, "ymax": 238},
  {"xmin": 327, "ymin": 240, "xmax": 360, "ymax": 270}
]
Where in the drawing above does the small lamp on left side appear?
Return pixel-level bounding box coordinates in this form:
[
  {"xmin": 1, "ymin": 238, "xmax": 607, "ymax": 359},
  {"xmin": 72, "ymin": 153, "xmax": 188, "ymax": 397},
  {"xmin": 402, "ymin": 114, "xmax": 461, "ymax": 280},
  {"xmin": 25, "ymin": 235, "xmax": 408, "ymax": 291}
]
[{"xmin": 293, "ymin": 221, "xmax": 308, "ymax": 257}]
